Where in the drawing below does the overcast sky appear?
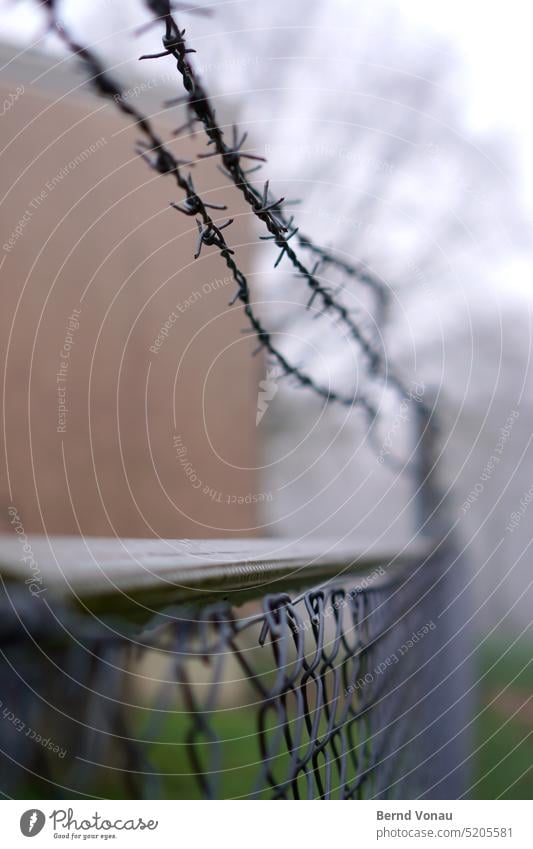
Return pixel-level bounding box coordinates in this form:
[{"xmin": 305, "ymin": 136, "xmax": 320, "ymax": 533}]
[
  {"xmin": 1, "ymin": 0, "xmax": 532, "ymax": 215},
  {"xmin": 406, "ymin": 1, "xmax": 533, "ymax": 214}
]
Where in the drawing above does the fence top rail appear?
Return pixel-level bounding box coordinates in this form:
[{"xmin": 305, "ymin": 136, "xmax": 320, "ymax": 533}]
[{"xmin": 0, "ymin": 535, "xmax": 430, "ymax": 616}]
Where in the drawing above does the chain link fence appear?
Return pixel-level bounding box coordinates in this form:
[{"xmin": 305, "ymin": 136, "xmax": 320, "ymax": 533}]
[{"xmin": 0, "ymin": 534, "xmax": 472, "ymax": 799}]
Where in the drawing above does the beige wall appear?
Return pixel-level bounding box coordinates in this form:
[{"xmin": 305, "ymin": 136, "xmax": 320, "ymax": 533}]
[{"xmin": 0, "ymin": 55, "xmax": 261, "ymax": 538}]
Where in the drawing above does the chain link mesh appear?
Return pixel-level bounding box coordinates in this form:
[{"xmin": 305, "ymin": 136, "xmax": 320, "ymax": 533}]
[{"xmin": 0, "ymin": 542, "xmax": 472, "ymax": 799}]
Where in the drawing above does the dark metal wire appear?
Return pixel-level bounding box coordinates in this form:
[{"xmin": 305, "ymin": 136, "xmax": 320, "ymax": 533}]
[{"xmin": 37, "ymin": 0, "xmax": 423, "ymax": 419}]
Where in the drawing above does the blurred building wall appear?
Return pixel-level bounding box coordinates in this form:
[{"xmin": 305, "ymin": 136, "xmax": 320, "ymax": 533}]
[{"xmin": 0, "ymin": 45, "xmax": 261, "ymax": 538}]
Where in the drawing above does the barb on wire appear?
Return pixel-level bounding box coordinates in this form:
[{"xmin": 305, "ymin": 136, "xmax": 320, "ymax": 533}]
[
  {"xmin": 194, "ymin": 217, "xmax": 234, "ymax": 258},
  {"xmin": 297, "ymin": 236, "xmax": 390, "ymax": 327},
  {"xmin": 254, "ymin": 181, "xmax": 285, "ymax": 215},
  {"xmin": 197, "ymin": 125, "xmax": 267, "ymax": 166}
]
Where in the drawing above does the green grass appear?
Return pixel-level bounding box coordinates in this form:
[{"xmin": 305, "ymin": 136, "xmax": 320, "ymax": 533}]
[
  {"xmin": 146, "ymin": 707, "xmax": 262, "ymax": 799},
  {"xmin": 471, "ymin": 633, "xmax": 533, "ymax": 799}
]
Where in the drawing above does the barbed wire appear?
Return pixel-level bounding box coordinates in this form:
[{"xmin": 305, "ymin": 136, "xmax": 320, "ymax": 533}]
[
  {"xmin": 142, "ymin": 0, "xmax": 399, "ymax": 382},
  {"xmin": 37, "ymin": 0, "xmax": 427, "ymax": 422},
  {"xmin": 39, "ymin": 0, "xmax": 385, "ymax": 415},
  {"xmin": 142, "ymin": 6, "xmax": 392, "ymax": 320}
]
